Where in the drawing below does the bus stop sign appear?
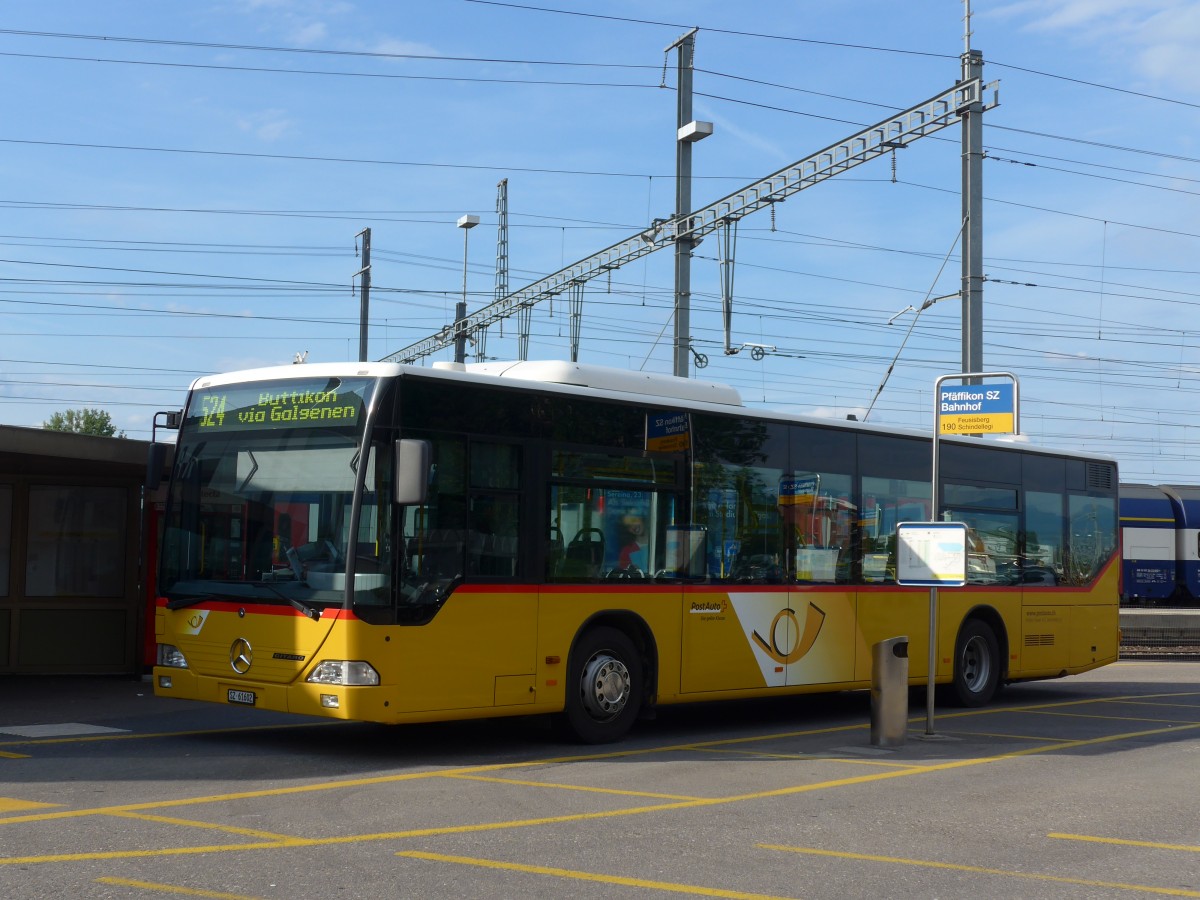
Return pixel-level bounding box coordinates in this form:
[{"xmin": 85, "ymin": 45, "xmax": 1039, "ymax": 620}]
[
  {"xmin": 896, "ymin": 522, "xmax": 968, "ymax": 587},
  {"xmin": 937, "ymin": 382, "xmax": 1015, "ymax": 434}
]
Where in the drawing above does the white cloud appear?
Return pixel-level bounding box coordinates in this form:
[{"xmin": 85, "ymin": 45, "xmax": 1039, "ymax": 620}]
[
  {"xmin": 236, "ymin": 109, "xmax": 294, "ymax": 142},
  {"xmin": 994, "ymin": 0, "xmax": 1156, "ymax": 32},
  {"xmin": 694, "ymin": 100, "xmax": 790, "ymax": 165},
  {"xmin": 991, "ymin": 1, "xmax": 1200, "ymax": 95},
  {"xmin": 287, "ymin": 20, "xmax": 328, "ymax": 46},
  {"xmin": 230, "ymin": 0, "xmax": 351, "ymax": 47},
  {"xmin": 367, "ymin": 36, "xmax": 442, "ymax": 59}
]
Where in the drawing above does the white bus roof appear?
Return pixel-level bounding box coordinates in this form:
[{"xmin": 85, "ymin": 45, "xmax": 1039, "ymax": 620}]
[
  {"xmin": 186, "ymin": 359, "xmax": 1114, "ymax": 467},
  {"xmin": 190, "ymin": 359, "xmax": 742, "ymax": 408},
  {"xmin": 434, "ymin": 360, "xmax": 744, "ymax": 407}
]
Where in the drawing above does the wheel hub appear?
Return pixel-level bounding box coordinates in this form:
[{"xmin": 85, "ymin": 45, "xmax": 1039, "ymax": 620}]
[
  {"xmin": 962, "ymin": 635, "xmax": 991, "ymax": 691},
  {"xmin": 580, "ymin": 652, "xmax": 630, "ymax": 720}
]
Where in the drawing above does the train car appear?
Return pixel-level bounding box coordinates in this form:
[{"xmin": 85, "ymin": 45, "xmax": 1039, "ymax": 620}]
[
  {"xmin": 1119, "ymin": 483, "xmax": 1200, "ymax": 606},
  {"xmin": 1119, "ymin": 484, "xmax": 1177, "ymax": 604},
  {"xmin": 1162, "ymin": 485, "xmax": 1200, "ymax": 604}
]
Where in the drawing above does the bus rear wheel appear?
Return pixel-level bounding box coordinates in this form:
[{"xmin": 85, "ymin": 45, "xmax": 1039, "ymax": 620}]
[
  {"xmin": 950, "ymin": 618, "xmax": 1000, "ymax": 707},
  {"xmin": 557, "ymin": 626, "xmax": 643, "ymax": 744}
]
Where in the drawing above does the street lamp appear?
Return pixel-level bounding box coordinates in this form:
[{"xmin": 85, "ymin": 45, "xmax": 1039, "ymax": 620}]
[
  {"xmin": 887, "ymin": 291, "xmax": 960, "ymax": 325},
  {"xmin": 455, "ymin": 214, "xmax": 480, "ymax": 364},
  {"xmin": 864, "ymin": 292, "xmax": 961, "ymax": 422}
]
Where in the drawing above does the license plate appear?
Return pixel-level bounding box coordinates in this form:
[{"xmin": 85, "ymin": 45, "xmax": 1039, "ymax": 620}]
[{"xmin": 227, "ymin": 689, "xmax": 256, "ymax": 706}]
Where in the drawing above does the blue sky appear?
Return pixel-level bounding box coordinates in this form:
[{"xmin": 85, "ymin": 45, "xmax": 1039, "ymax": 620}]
[{"xmin": 2, "ymin": 1, "xmax": 1199, "ymax": 483}]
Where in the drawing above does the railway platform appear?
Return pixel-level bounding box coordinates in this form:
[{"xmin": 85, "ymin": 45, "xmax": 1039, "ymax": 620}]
[{"xmin": 1120, "ymin": 607, "xmax": 1200, "ymax": 656}]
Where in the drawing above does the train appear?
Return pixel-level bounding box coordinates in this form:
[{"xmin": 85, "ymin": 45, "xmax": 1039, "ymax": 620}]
[{"xmin": 1120, "ymin": 483, "xmax": 1200, "ymax": 606}]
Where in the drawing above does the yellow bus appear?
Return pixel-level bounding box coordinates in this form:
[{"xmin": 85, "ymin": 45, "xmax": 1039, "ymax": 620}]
[{"xmin": 152, "ymin": 360, "xmax": 1120, "ymax": 742}]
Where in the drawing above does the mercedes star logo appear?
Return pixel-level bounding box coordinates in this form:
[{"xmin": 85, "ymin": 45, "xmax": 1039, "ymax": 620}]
[{"xmin": 230, "ymin": 638, "xmax": 253, "ymax": 674}]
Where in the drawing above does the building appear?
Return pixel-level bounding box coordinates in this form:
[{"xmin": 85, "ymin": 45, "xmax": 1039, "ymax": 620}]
[{"xmin": 0, "ymin": 425, "xmax": 168, "ymax": 674}]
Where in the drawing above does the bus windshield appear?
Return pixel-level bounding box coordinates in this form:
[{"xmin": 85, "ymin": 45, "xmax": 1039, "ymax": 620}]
[{"xmin": 158, "ymin": 375, "xmax": 386, "ymax": 612}]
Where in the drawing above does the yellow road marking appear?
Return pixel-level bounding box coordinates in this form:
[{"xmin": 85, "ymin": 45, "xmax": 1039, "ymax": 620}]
[
  {"xmin": 96, "ymin": 877, "xmax": 265, "ymax": 899},
  {"xmin": 939, "ymin": 691, "xmax": 1200, "ymax": 719},
  {"xmin": 3, "ymin": 842, "xmax": 297, "ymax": 865},
  {"xmin": 108, "ymin": 810, "xmax": 298, "ymax": 841},
  {"xmin": 759, "ymin": 844, "xmax": 1200, "ymax": 897},
  {"xmin": 2, "ymin": 698, "xmax": 1199, "ymax": 868},
  {"xmin": 0, "ymin": 798, "xmax": 58, "ymax": 812},
  {"xmin": 0, "ymin": 719, "xmax": 334, "ymax": 751},
  {"xmin": 6, "ymin": 720, "xmax": 1199, "ymax": 866},
  {"xmin": 442, "ymin": 773, "xmax": 703, "ymax": 800},
  {"xmin": 1049, "ymin": 832, "xmax": 1200, "ymax": 853},
  {"xmin": 699, "ymin": 747, "xmax": 924, "ymax": 768},
  {"xmin": 1026, "ymin": 710, "xmax": 1199, "ymax": 725},
  {"xmin": 893, "ymin": 692, "xmax": 1197, "ymax": 732},
  {"xmin": 0, "ymin": 689, "xmax": 1180, "ymax": 757},
  {"xmin": 945, "ymin": 731, "xmax": 1063, "ymax": 742},
  {"xmin": 0, "ymin": 710, "xmax": 875, "ymax": 756},
  {"xmin": 0, "ymin": 720, "xmax": 872, "ymax": 828},
  {"xmin": 397, "ymin": 850, "xmax": 799, "ymax": 899},
  {"xmin": 0, "ymin": 762, "xmax": 544, "ymax": 825}
]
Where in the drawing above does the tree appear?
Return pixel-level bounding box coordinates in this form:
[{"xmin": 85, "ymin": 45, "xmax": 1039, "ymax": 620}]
[{"xmin": 43, "ymin": 408, "xmax": 126, "ymax": 438}]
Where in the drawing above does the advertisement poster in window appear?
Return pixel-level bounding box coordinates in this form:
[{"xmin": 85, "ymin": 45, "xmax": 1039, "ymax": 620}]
[{"xmin": 604, "ymin": 490, "xmax": 651, "ymax": 573}]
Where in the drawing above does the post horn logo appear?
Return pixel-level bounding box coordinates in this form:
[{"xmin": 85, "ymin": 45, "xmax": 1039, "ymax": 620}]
[
  {"xmin": 230, "ymin": 638, "xmax": 253, "ymax": 674},
  {"xmin": 751, "ymin": 602, "xmax": 826, "ymax": 665}
]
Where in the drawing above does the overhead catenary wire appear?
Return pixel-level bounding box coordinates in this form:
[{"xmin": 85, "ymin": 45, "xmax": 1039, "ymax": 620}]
[
  {"xmin": 862, "ymin": 220, "xmax": 965, "ymax": 421},
  {"xmin": 3, "ymin": 12, "xmax": 1198, "ymax": 481}
]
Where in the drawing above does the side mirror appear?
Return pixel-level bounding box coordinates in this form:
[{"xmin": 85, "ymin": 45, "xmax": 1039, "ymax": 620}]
[
  {"xmin": 146, "ymin": 409, "xmax": 182, "ymax": 491},
  {"xmin": 395, "ymin": 439, "xmax": 431, "ymax": 505},
  {"xmin": 146, "ymin": 443, "xmax": 169, "ymax": 491}
]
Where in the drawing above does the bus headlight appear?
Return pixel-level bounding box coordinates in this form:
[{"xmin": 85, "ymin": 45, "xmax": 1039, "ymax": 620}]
[
  {"xmin": 157, "ymin": 644, "xmax": 188, "ymax": 668},
  {"xmin": 306, "ymin": 660, "xmax": 380, "ymax": 686}
]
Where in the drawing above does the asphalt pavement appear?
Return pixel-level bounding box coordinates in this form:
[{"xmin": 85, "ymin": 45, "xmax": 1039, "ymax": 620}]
[{"xmin": 2, "ymin": 662, "xmax": 1198, "ymax": 900}]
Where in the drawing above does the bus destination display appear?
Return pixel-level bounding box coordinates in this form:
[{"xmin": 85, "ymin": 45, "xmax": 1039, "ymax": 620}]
[{"xmin": 190, "ymin": 378, "xmax": 371, "ymax": 432}]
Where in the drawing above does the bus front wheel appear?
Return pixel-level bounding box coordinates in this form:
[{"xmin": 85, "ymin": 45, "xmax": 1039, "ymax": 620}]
[
  {"xmin": 557, "ymin": 626, "xmax": 643, "ymax": 744},
  {"xmin": 950, "ymin": 618, "xmax": 1000, "ymax": 707}
]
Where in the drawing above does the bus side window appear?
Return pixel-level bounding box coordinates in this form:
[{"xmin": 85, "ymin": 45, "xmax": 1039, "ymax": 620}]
[
  {"xmin": 404, "ymin": 436, "xmax": 468, "ymax": 583},
  {"xmin": 466, "ymin": 442, "xmax": 522, "ymax": 578},
  {"xmin": 1066, "ymin": 494, "xmax": 1116, "ymax": 585},
  {"xmin": 784, "ymin": 471, "xmax": 854, "ymax": 584},
  {"xmin": 692, "ymin": 463, "xmax": 787, "ymax": 583},
  {"xmin": 561, "ymin": 527, "xmax": 605, "ymax": 579},
  {"xmin": 469, "ymin": 493, "xmax": 520, "ymax": 577},
  {"xmin": 860, "ymin": 478, "xmax": 933, "ymax": 584},
  {"xmin": 547, "ymin": 525, "xmax": 564, "ymax": 576}
]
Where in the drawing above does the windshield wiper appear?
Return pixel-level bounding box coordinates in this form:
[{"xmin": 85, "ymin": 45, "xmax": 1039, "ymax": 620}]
[
  {"xmin": 256, "ymin": 580, "xmax": 322, "ymax": 620},
  {"xmin": 288, "ymin": 595, "xmax": 322, "ymax": 620},
  {"xmin": 165, "ymin": 580, "xmax": 322, "ymax": 619},
  {"xmin": 166, "ymin": 594, "xmax": 208, "ymax": 611}
]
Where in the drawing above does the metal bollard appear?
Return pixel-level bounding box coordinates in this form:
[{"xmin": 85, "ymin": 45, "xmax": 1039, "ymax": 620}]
[{"xmin": 870, "ymin": 636, "xmax": 909, "ymax": 747}]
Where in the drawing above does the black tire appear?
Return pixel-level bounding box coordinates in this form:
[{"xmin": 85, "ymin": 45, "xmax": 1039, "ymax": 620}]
[
  {"xmin": 950, "ymin": 618, "xmax": 1000, "ymax": 707},
  {"xmin": 556, "ymin": 626, "xmax": 643, "ymax": 744}
]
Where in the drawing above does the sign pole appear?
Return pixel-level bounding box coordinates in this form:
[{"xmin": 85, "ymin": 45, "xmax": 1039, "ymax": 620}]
[
  {"xmin": 895, "ymin": 520, "xmax": 967, "ymax": 737},
  {"xmin": 927, "ymin": 370, "xmax": 1019, "ymax": 736},
  {"xmin": 927, "ymin": 400, "xmax": 942, "ymax": 736},
  {"xmin": 927, "ymin": 585, "xmax": 938, "ymax": 734}
]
